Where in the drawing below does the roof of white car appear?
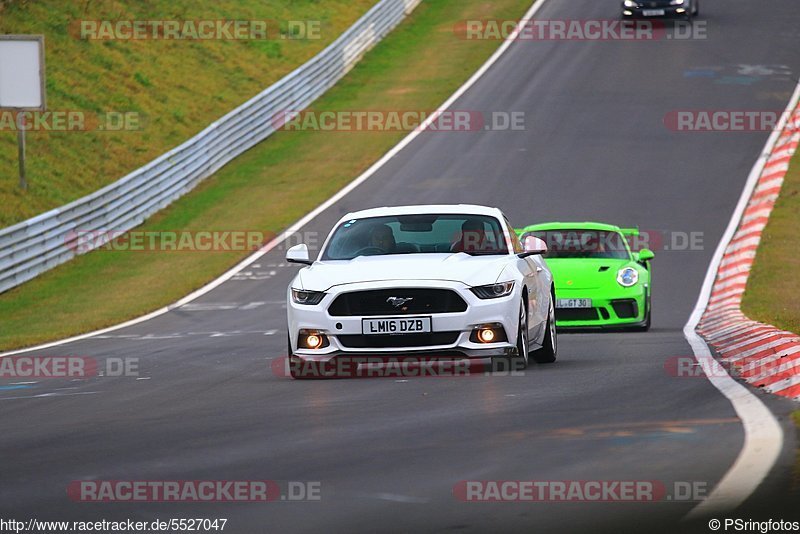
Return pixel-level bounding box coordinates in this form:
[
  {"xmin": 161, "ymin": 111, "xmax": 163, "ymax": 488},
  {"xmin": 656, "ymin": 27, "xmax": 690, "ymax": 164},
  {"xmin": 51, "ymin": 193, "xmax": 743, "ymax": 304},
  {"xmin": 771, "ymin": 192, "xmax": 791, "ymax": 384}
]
[{"xmin": 340, "ymin": 204, "xmax": 503, "ymax": 220}]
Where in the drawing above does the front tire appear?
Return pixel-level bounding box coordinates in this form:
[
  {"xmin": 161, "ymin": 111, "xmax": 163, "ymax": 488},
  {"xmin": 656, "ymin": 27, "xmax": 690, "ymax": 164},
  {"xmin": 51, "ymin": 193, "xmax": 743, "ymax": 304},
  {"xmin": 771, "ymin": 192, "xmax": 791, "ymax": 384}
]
[
  {"xmin": 634, "ymin": 291, "xmax": 652, "ymax": 332},
  {"xmin": 496, "ymin": 301, "xmax": 530, "ymax": 372},
  {"xmin": 531, "ymin": 294, "xmax": 557, "ymax": 364},
  {"xmin": 288, "ymin": 332, "xmax": 310, "ymax": 379}
]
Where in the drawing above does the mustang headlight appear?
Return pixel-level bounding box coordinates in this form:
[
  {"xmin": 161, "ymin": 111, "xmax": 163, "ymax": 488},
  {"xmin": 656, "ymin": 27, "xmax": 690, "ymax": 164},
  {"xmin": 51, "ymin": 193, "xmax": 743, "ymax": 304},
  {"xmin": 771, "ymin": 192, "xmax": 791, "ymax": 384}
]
[
  {"xmin": 291, "ymin": 288, "xmax": 326, "ymax": 305},
  {"xmin": 616, "ymin": 267, "xmax": 639, "ymax": 287},
  {"xmin": 471, "ymin": 281, "xmax": 515, "ymax": 299},
  {"xmin": 623, "ymin": 0, "xmax": 639, "ymax": 7}
]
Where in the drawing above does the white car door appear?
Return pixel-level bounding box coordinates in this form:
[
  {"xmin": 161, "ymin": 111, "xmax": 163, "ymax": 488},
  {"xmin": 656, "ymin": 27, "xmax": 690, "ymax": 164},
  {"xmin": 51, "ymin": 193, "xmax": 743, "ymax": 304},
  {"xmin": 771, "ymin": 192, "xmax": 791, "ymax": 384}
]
[{"xmin": 505, "ymin": 219, "xmax": 547, "ymax": 335}]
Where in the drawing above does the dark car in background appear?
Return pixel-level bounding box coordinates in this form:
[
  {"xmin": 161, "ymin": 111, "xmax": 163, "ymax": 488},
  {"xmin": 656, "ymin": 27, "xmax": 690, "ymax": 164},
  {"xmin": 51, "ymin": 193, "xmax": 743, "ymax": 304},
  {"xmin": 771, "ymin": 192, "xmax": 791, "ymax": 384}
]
[{"xmin": 622, "ymin": 0, "xmax": 699, "ymax": 20}]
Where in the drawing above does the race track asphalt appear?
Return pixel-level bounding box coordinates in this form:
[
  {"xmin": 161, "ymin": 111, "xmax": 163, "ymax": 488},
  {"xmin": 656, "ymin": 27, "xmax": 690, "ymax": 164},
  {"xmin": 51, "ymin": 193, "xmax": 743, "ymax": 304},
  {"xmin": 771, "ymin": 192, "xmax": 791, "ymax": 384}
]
[{"xmin": 2, "ymin": 1, "xmax": 800, "ymax": 532}]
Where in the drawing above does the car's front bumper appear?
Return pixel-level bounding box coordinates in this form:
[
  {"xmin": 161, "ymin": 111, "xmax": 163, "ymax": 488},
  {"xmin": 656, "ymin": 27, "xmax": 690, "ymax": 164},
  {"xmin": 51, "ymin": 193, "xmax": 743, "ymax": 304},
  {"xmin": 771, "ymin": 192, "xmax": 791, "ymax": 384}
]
[
  {"xmin": 554, "ymin": 284, "xmax": 648, "ymax": 329},
  {"xmin": 287, "ymin": 280, "xmax": 522, "ymax": 363}
]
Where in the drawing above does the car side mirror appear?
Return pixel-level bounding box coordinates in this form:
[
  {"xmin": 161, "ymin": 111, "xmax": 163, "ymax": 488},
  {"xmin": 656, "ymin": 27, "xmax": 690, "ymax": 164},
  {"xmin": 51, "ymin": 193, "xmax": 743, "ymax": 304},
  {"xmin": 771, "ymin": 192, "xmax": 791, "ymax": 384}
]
[
  {"xmin": 520, "ymin": 236, "xmax": 548, "ymax": 257},
  {"xmin": 286, "ymin": 243, "xmax": 312, "ymax": 265},
  {"xmin": 637, "ymin": 248, "xmax": 655, "ymax": 262}
]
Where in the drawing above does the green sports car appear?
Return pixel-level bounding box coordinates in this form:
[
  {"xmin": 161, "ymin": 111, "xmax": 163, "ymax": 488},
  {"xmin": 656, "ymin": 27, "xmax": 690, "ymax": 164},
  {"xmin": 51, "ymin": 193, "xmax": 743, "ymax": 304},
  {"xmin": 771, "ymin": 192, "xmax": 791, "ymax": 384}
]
[{"xmin": 516, "ymin": 222, "xmax": 654, "ymax": 331}]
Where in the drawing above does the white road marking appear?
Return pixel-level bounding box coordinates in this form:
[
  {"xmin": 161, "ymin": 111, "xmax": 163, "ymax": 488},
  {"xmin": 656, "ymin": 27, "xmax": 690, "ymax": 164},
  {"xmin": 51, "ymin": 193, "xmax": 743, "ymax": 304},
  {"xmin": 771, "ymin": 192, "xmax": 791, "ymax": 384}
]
[
  {"xmin": 683, "ymin": 80, "xmax": 800, "ymax": 520},
  {"xmin": 239, "ymin": 301, "xmax": 266, "ymax": 310},
  {"xmin": 179, "ymin": 302, "xmax": 240, "ymax": 311},
  {"xmin": 0, "ymin": 391, "xmax": 99, "ymax": 401},
  {"xmin": 371, "ymin": 492, "xmax": 429, "ymax": 504}
]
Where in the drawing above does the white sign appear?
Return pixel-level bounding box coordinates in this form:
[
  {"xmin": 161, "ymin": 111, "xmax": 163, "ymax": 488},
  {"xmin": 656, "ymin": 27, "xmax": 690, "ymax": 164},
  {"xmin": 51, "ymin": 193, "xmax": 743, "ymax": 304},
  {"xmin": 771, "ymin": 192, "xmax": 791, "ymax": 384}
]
[{"xmin": 0, "ymin": 35, "xmax": 46, "ymax": 110}]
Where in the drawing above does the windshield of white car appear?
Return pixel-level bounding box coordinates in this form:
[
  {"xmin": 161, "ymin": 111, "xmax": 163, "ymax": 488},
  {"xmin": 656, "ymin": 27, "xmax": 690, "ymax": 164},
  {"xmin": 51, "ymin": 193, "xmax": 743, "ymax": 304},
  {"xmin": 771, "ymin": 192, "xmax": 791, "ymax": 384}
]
[
  {"xmin": 321, "ymin": 214, "xmax": 510, "ymax": 260},
  {"xmin": 523, "ymin": 229, "xmax": 630, "ymax": 260}
]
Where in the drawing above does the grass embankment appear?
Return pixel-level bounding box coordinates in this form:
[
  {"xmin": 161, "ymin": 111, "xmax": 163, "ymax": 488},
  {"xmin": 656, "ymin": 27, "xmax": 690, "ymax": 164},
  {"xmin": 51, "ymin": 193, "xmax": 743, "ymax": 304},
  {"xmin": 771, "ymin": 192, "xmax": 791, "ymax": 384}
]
[
  {"xmin": 742, "ymin": 138, "xmax": 800, "ymax": 333},
  {"xmin": 0, "ymin": 0, "xmax": 377, "ymax": 227},
  {"xmin": 0, "ymin": 0, "xmax": 534, "ymax": 349}
]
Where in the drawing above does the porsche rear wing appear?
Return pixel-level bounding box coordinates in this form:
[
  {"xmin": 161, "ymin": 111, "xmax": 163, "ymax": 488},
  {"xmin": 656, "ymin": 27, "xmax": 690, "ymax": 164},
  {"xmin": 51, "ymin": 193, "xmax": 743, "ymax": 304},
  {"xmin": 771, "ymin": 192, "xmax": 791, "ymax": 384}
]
[{"xmin": 619, "ymin": 227, "xmax": 639, "ymax": 237}]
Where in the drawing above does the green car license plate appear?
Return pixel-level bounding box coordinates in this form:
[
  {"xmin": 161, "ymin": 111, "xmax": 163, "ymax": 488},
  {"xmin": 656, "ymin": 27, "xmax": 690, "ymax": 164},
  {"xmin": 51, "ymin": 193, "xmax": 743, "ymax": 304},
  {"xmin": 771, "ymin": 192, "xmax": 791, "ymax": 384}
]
[{"xmin": 556, "ymin": 298, "xmax": 592, "ymax": 309}]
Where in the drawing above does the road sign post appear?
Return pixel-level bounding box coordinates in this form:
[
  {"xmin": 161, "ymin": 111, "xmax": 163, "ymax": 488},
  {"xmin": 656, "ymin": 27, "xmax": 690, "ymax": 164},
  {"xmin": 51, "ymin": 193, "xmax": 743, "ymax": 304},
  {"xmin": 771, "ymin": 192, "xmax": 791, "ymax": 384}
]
[
  {"xmin": 0, "ymin": 35, "xmax": 46, "ymax": 191},
  {"xmin": 17, "ymin": 128, "xmax": 26, "ymax": 190}
]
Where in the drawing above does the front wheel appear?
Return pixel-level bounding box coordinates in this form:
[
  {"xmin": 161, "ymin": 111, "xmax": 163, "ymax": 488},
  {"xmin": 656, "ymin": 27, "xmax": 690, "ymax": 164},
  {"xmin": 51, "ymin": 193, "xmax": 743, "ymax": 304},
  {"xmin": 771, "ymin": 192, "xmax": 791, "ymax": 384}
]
[
  {"xmin": 495, "ymin": 301, "xmax": 530, "ymax": 372},
  {"xmin": 634, "ymin": 291, "xmax": 651, "ymax": 332},
  {"xmin": 288, "ymin": 332, "xmax": 314, "ymax": 379},
  {"xmin": 531, "ymin": 295, "xmax": 557, "ymax": 364}
]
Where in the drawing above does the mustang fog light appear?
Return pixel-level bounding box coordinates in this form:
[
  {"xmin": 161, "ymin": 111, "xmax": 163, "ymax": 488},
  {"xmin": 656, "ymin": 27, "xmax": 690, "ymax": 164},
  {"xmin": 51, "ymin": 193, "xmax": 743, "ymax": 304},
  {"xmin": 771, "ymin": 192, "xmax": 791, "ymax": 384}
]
[
  {"xmin": 479, "ymin": 329, "xmax": 495, "ymax": 343},
  {"xmin": 298, "ymin": 330, "xmax": 329, "ymax": 349},
  {"xmin": 470, "ymin": 323, "xmax": 508, "ymax": 344}
]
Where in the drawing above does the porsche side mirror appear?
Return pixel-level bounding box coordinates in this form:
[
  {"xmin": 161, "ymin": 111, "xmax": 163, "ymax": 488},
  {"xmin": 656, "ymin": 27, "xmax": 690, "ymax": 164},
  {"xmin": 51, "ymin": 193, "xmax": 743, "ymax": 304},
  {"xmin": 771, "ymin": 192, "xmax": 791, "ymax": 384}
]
[
  {"xmin": 286, "ymin": 243, "xmax": 313, "ymax": 265},
  {"xmin": 637, "ymin": 248, "xmax": 655, "ymax": 262}
]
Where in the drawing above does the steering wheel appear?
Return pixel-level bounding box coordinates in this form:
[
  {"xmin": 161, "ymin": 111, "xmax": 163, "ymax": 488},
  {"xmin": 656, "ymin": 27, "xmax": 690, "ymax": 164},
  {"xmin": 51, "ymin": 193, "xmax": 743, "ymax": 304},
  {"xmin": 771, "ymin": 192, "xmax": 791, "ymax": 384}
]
[{"xmin": 353, "ymin": 246, "xmax": 386, "ymax": 256}]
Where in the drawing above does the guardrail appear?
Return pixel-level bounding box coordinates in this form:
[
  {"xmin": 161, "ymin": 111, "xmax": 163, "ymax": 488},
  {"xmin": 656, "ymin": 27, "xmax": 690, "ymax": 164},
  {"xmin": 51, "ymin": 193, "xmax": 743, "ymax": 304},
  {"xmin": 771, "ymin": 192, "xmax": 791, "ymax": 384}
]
[{"xmin": 0, "ymin": 0, "xmax": 421, "ymax": 294}]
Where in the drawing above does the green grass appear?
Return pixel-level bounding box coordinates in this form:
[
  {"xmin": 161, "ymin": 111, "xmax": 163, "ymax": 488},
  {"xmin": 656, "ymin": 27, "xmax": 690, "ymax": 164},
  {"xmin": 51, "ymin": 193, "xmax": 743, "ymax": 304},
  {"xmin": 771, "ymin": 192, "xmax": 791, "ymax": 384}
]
[
  {"xmin": 0, "ymin": 0, "xmax": 377, "ymax": 227},
  {"xmin": 0, "ymin": 0, "xmax": 534, "ymax": 349},
  {"xmin": 742, "ymin": 142, "xmax": 800, "ymax": 333}
]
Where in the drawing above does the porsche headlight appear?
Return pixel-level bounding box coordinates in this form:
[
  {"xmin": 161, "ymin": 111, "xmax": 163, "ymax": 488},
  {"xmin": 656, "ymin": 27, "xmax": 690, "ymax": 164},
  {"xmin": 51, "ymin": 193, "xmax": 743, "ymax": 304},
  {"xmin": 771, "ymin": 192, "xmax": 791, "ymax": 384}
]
[
  {"xmin": 617, "ymin": 267, "xmax": 639, "ymax": 287},
  {"xmin": 291, "ymin": 288, "xmax": 326, "ymax": 305},
  {"xmin": 623, "ymin": 0, "xmax": 639, "ymax": 7},
  {"xmin": 669, "ymin": 0, "xmax": 684, "ymax": 4},
  {"xmin": 471, "ymin": 281, "xmax": 515, "ymax": 299}
]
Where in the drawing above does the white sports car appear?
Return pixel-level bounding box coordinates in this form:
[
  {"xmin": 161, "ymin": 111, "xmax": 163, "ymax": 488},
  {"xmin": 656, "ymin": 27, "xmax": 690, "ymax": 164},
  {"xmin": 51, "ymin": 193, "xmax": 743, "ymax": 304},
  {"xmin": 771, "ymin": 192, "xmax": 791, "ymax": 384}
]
[{"xmin": 285, "ymin": 204, "xmax": 557, "ymax": 378}]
